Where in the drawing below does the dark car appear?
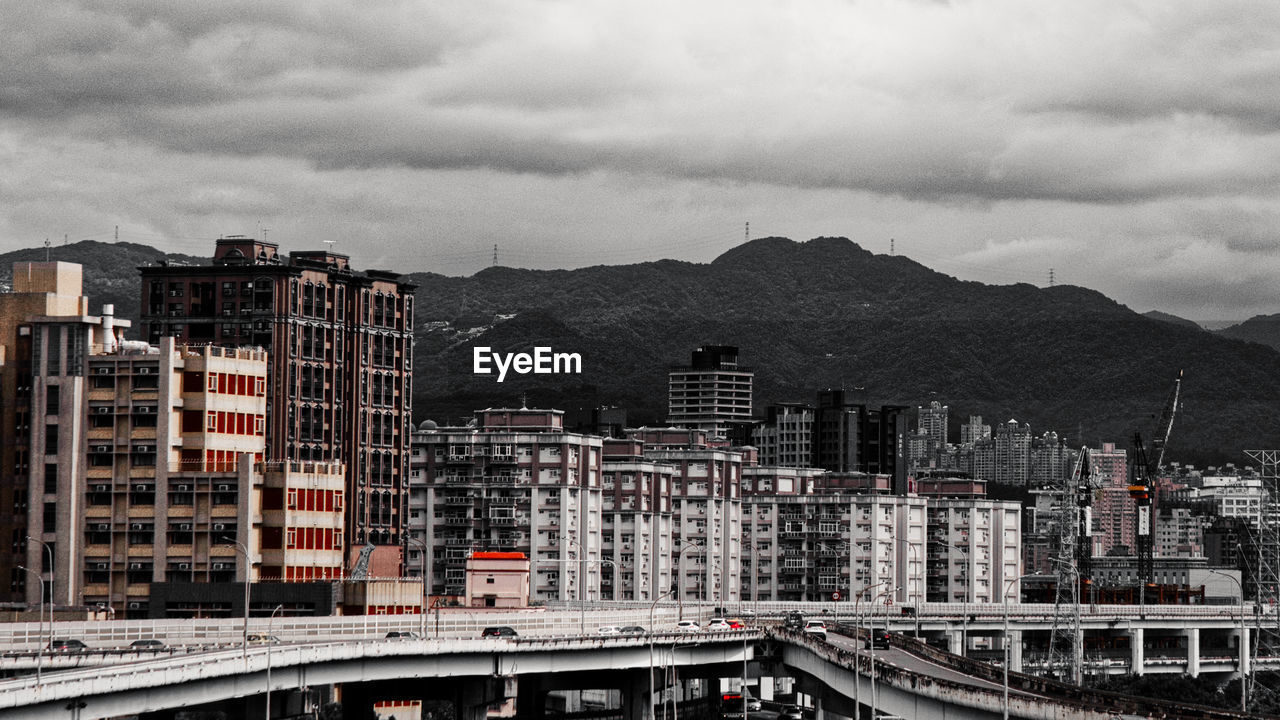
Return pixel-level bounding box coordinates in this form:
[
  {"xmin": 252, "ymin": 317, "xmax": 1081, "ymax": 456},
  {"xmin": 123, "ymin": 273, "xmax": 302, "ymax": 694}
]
[
  {"xmin": 619, "ymin": 625, "xmax": 646, "ymax": 636},
  {"xmin": 865, "ymin": 630, "xmax": 891, "ymax": 649},
  {"xmin": 47, "ymin": 638, "xmax": 88, "ymax": 651},
  {"xmin": 129, "ymin": 639, "xmax": 165, "ymax": 650},
  {"xmin": 780, "ymin": 704, "xmax": 804, "ymax": 720},
  {"xmin": 783, "ymin": 611, "xmax": 805, "ymax": 630},
  {"xmin": 481, "ymin": 626, "xmax": 518, "ymax": 638},
  {"xmin": 385, "ymin": 631, "xmax": 421, "ymax": 639}
]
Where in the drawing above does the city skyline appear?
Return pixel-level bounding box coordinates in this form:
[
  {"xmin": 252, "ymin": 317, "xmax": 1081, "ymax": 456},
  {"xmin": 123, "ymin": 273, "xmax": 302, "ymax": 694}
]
[{"xmin": 3, "ymin": 2, "xmax": 1280, "ymax": 322}]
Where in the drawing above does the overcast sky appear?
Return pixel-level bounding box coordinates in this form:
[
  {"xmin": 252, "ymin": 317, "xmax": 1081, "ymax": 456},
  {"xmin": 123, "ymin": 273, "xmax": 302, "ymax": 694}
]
[{"xmin": 3, "ymin": 1, "xmax": 1279, "ymax": 322}]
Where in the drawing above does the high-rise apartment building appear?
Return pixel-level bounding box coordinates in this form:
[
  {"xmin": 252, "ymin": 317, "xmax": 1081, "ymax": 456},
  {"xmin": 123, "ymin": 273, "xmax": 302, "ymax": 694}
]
[
  {"xmin": 753, "ymin": 403, "xmax": 813, "ymax": 468},
  {"xmin": 923, "ymin": 496, "xmax": 1022, "ymax": 605},
  {"xmin": 408, "ymin": 408, "xmax": 604, "ymax": 602},
  {"xmin": 139, "ymin": 237, "xmax": 415, "ymax": 561},
  {"xmin": 812, "ymin": 390, "xmax": 909, "ymax": 494},
  {"xmin": 667, "ymin": 345, "xmax": 753, "ymax": 438},
  {"xmin": 601, "ymin": 439, "xmax": 675, "ymax": 600},
  {"xmin": 0, "ymin": 262, "xmax": 95, "ymax": 603},
  {"xmin": 740, "ymin": 468, "xmax": 926, "ymax": 603}
]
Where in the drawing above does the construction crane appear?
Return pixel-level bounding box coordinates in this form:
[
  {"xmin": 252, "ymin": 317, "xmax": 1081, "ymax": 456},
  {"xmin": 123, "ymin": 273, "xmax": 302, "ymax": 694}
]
[
  {"xmin": 348, "ymin": 543, "xmax": 377, "ymax": 581},
  {"xmin": 1128, "ymin": 371, "xmax": 1183, "ymax": 589},
  {"xmin": 1073, "ymin": 447, "xmax": 1095, "ymax": 593}
]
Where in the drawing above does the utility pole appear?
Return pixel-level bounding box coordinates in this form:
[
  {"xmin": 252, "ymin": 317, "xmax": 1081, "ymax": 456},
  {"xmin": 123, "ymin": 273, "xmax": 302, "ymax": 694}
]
[{"xmin": 493, "ymin": 243, "xmax": 498, "ymax": 266}]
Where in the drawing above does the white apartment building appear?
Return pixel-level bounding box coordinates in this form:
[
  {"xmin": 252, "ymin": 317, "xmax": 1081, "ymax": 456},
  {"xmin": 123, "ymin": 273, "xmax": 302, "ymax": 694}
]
[
  {"xmin": 408, "ymin": 408, "xmax": 603, "ymax": 603},
  {"xmin": 925, "ymin": 497, "xmax": 1023, "ymax": 604},
  {"xmin": 601, "ymin": 438, "xmax": 676, "ymax": 601}
]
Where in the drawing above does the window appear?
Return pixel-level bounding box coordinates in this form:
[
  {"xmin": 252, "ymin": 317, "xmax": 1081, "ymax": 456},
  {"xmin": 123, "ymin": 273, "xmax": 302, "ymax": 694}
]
[{"xmin": 45, "ymin": 385, "xmax": 60, "ymax": 413}]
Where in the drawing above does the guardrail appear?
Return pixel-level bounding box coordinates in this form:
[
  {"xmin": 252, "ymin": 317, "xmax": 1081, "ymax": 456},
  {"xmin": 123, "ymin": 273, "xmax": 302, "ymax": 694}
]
[{"xmin": 0, "ymin": 630, "xmax": 762, "ymax": 709}]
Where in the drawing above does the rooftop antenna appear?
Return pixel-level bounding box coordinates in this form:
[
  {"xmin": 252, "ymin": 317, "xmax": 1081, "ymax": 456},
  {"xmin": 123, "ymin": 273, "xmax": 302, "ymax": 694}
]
[
  {"xmin": 63, "ymin": 233, "xmax": 68, "ymax": 246},
  {"xmin": 493, "ymin": 243, "xmax": 498, "ymax": 267},
  {"xmin": 114, "ymin": 226, "xmax": 119, "ymax": 242},
  {"xmin": 261, "ymin": 226, "xmax": 269, "ymax": 244},
  {"xmin": 745, "ymin": 221, "xmax": 750, "ymax": 244},
  {"xmin": 44, "ymin": 238, "xmax": 51, "ymax": 261},
  {"xmin": 890, "ymin": 238, "xmax": 895, "ymax": 256},
  {"xmin": 323, "ymin": 240, "xmax": 336, "ymax": 253},
  {"xmin": 1049, "ymin": 268, "xmax": 1055, "ymax": 287}
]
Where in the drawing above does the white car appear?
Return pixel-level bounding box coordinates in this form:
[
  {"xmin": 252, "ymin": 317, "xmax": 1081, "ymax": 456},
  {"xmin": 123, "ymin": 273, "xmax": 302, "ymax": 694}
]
[
  {"xmin": 676, "ymin": 620, "xmax": 701, "ymax": 633},
  {"xmin": 705, "ymin": 617, "xmax": 731, "ymax": 631},
  {"xmin": 803, "ymin": 620, "xmax": 828, "ymax": 638},
  {"xmin": 597, "ymin": 626, "xmax": 622, "ymax": 636}
]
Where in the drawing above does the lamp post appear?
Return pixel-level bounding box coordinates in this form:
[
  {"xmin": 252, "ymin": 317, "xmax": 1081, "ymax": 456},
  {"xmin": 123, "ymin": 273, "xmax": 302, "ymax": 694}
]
[
  {"xmin": 674, "ymin": 542, "xmax": 704, "ymax": 621},
  {"xmin": 26, "ymin": 536, "xmax": 53, "ymax": 627},
  {"xmin": 221, "ymin": 537, "xmax": 252, "ymax": 666},
  {"xmin": 266, "ymin": 603, "xmax": 284, "ymax": 719},
  {"xmin": 892, "ymin": 538, "xmax": 921, "ymax": 637},
  {"xmin": 1207, "ymin": 567, "xmax": 1247, "ymax": 713},
  {"xmin": 1002, "ymin": 574, "xmax": 1032, "ymax": 720},
  {"xmin": 853, "ymin": 580, "xmax": 890, "ymax": 720},
  {"xmin": 648, "ymin": 590, "xmax": 673, "ymax": 720},
  {"xmin": 17, "ymin": 565, "xmax": 42, "ymax": 683},
  {"xmin": 869, "ymin": 585, "xmax": 896, "ymax": 718},
  {"xmin": 406, "ymin": 534, "xmax": 428, "ymax": 638}
]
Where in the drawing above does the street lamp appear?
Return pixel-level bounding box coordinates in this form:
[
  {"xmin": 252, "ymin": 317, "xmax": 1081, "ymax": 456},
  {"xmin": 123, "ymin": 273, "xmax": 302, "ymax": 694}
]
[
  {"xmin": 26, "ymin": 536, "xmax": 53, "ymax": 625},
  {"xmin": 869, "ymin": 584, "xmax": 897, "ymax": 718},
  {"xmin": 406, "ymin": 534, "xmax": 428, "ymax": 638},
  {"xmin": 1003, "ymin": 574, "xmax": 1033, "ymax": 720},
  {"xmin": 674, "ymin": 541, "xmax": 704, "ymax": 621},
  {"xmin": 954, "ymin": 544, "xmax": 970, "ymax": 658},
  {"xmin": 221, "ymin": 536, "xmax": 252, "ymax": 666},
  {"xmin": 17, "ymin": 565, "xmax": 42, "ymax": 683},
  {"xmin": 1207, "ymin": 567, "xmax": 1247, "ymax": 713},
  {"xmin": 648, "ymin": 590, "xmax": 673, "ymax": 720},
  {"xmin": 266, "ymin": 603, "xmax": 284, "ymax": 719},
  {"xmin": 891, "ymin": 537, "xmax": 921, "ymax": 637},
  {"xmin": 853, "ymin": 579, "xmax": 890, "ymax": 720}
]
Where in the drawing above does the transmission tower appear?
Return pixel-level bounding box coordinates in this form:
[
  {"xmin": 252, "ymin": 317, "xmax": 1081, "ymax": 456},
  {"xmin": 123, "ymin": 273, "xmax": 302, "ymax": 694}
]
[
  {"xmin": 1049, "ymin": 449, "xmax": 1087, "ymax": 684},
  {"xmin": 1244, "ymin": 449, "xmax": 1280, "ymax": 705}
]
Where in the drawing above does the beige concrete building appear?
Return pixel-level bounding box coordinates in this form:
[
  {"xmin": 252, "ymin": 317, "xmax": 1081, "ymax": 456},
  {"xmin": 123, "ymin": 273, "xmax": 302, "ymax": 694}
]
[{"xmin": 464, "ymin": 551, "xmax": 530, "ymax": 608}]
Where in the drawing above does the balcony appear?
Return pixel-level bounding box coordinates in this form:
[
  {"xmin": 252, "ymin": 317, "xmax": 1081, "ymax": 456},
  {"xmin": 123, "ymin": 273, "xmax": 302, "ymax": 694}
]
[{"xmin": 443, "ymin": 496, "xmax": 475, "ymax": 505}]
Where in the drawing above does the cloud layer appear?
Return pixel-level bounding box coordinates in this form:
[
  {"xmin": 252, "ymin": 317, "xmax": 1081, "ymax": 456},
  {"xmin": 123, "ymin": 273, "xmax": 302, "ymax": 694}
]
[{"xmin": 3, "ymin": 0, "xmax": 1279, "ymax": 321}]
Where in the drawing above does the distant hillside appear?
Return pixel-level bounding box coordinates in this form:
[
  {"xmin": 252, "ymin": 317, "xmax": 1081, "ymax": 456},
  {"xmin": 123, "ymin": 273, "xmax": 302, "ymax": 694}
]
[
  {"xmin": 1216, "ymin": 314, "xmax": 1280, "ymax": 352},
  {"xmin": 4, "ymin": 237, "xmax": 1279, "ymax": 460},
  {"xmin": 1142, "ymin": 310, "xmax": 1203, "ymax": 331}
]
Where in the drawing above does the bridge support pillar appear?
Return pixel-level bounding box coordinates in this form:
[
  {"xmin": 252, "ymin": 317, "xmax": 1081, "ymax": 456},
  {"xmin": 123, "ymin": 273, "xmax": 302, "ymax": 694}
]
[
  {"xmin": 812, "ymin": 694, "xmax": 825, "ymax": 720},
  {"xmin": 456, "ymin": 676, "xmax": 518, "ymax": 720},
  {"xmin": 1129, "ymin": 627, "xmax": 1145, "ymax": 676},
  {"xmin": 517, "ymin": 675, "xmax": 548, "ymax": 718},
  {"xmin": 620, "ymin": 670, "xmax": 651, "ymax": 720},
  {"xmin": 1008, "ymin": 630, "xmax": 1023, "ymax": 673},
  {"xmin": 1185, "ymin": 627, "xmax": 1200, "ymax": 677},
  {"xmin": 341, "ymin": 683, "xmax": 376, "ymax": 720},
  {"xmin": 946, "ymin": 630, "xmax": 962, "ymax": 656}
]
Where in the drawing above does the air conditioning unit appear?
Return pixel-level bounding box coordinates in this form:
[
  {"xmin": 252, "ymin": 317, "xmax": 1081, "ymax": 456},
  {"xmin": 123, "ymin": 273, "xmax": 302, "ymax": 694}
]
[
  {"xmin": 136, "ymin": 406, "xmax": 154, "ymax": 414},
  {"xmin": 95, "ymin": 407, "xmax": 112, "ymax": 415},
  {"xmin": 178, "ymin": 523, "xmax": 191, "ymax": 531},
  {"xmin": 212, "ymin": 523, "xmax": 227, "ymax": 531},
  {"xmin": 176, "ymin": 484, "xmax": 189, "ymax": 492},
  {"xmin": 94, "ymin": 523, "xmax": 110, "ymax": 531},
  {"xmin": 94, "ymin": 446, "xmax": 111, "ymax": 454},
  {"xmin": 130, "ymin": 523, "xmax": 145, "ymax": 531},
  {"xmin": 216, "ymin": 484, "xmax": 230, "ymax": 492},
  {"xmin": 128, "ymin": 562, "xmax": 143, "ymax": 570},
  {"xmin": 135, "ymin": 446, "xmax": 154, "ymax": 453},
  {"xmin": 212, "ymin": 562, "xmax": 229, "ymax": 571},
  {"xmin": 94, "ymin": 562, "xmax": 107, "ymax": 570},
  {"xmin": 133, "ymin": 484, "xmax": 149, "ymax": 492},
  {"xmin": 128, "ymin": 602, "xmax": 141, "ymax": 610},
  {"xmin": 93, "ymin": 485, "xmax": 109, "ymax": 493},
  {"xmin": 96, "ymin": 367, "xmax": 112, "ymax": 375},
  {"xmin": 177, "ymin": 563, "xmax": 190, "ymax": 570},
  {"xmin": 137, "ymin": 367, "xmax": 152, "ymax": 375}
]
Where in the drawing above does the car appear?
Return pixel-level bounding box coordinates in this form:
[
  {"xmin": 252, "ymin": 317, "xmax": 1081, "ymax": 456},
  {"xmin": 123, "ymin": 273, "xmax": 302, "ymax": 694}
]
[
  {"xmin": 619, "ymin": 625, "xmax": 646, "ymax": 636},
  {"xmin": 385, "ymin": 631, "xmax": 421, "ymax": 639},
  {"xmin": 676, "ymin": 620, "xmax": 700, "ymax": 633},
  {"xmin": 803, "ymin": 620, "xmax": 828, "ymax": 638},
  {"xmin": 246, "ymin": 634, "xmax": 281, "ymax": 645},
  {"xmin": 865, "ymin": 629, "xmax": 891, "ymax": 649},
  {"xmin": 746, "ymin": 697, "xmax": 762, "ymax": 712},
  {"xmin": 783, "ymin": 611, "xmax": 805, "ymax": 630},
  {"xmin": 780, "ymin": 704, "xmax": 804, "ymax": 720},
  {"xmin": 129, "ymin": 639, "xmax": 165, "ymax": 650},
  {"xmin": 726, "ymin": 618, "xmax": 744, "ymax": 629},
  {"xmin": 480, "ymin": 626, "xmax": 518, "ymax": 638},
  {"xmin": 47, "ymin": 638, "xmax": 87, "ymax": 651},
  {"xmin": 597, "ymin": 625, "xmax": 623, "ymax": 636},
  {"xmin": 705, "ymin": 617, "xmax": 731, "ymax": 631}
]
